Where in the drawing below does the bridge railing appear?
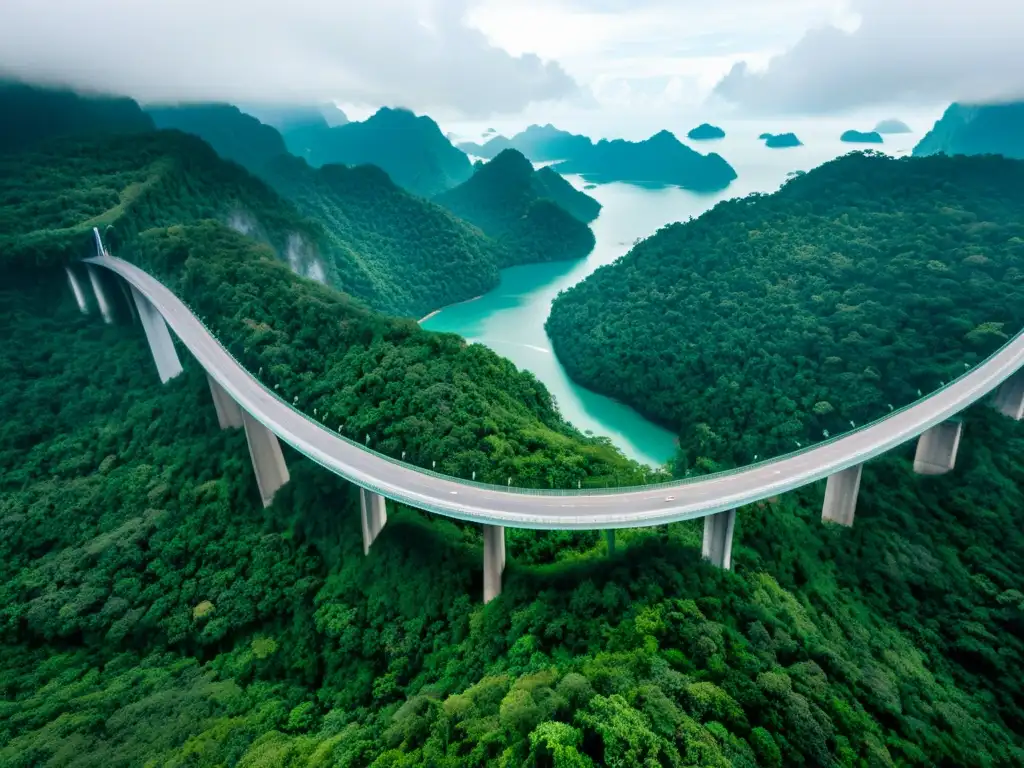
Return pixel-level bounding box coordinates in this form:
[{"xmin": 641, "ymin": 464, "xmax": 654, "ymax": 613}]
[{"xmin": 109, "ymin": 256, "xmax": 1023, "ymax": 498}]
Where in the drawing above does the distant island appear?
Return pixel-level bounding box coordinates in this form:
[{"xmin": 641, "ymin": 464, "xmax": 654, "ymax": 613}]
[
  {"xmin": 913, "ymin": 101, "xmax": 1024, "ymax": 159},
  {"xmin": 874, "ymin": 119, "xmax": 912, "ymax": 134},
  {"xmin": 551, "ymin": 130, "xmax": 737, "ymax": 192},
  {"xmin": 434, "ymin": 149, "xmax": 598, "ymax": 265},
  {"xmin": 687, "ymin": 123, "xmax": 725, "ymax": 140},
  {"xmin": 276, "ymin": 106, "xmax": 473, "ymax": 197},
  {"xmin": 459, "ymin": 123, "xmax": 593, "ymax": 162},
  {"xmin": 762, "ymin": 132, "xmax": 802, "ymax": 148},
  {"xmin": 841, "ymin": 130, "xmax": 884, "ymax": 144}
]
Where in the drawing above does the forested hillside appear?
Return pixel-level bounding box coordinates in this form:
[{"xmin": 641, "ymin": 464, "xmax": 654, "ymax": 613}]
[
  {"xmin": 0, "ymin": 131, "xmax": 509, "ymax": 318},
  {"xmin": 147, "ymin": 103, "xmax": 289, "ymax": 174},
  {"xmin": 435, "ymin": 150, "xmax": 597, "ymax": 265},
  {"xmin": 3, "ymin": 89, "xmax": 1024, "ymax": 767},
  {"xmin": 258, "ymin": 153, "xmax": 510, "ymax": 318},
  {"xmin": 0, "ymin": 81, "xmax": 154, "ymax": 154},
  {"xmin": 3, "ymin": 245, "xmax": 1023, "ymax": 765},
  {"xmin": 547, "ymin": 151, "xmax": 1024, "ymax": 469},
  {"xmin": 285, "ymin": 107, "xmax": 473, "ymax": 197},
  {"xmin": 914, "ymin": 101, "xmax": 1024, "ymax": 159}
]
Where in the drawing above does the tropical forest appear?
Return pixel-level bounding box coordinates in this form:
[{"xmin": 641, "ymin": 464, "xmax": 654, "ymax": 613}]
[{"xmin": 1, "ymin": 59, "xmax": 1024, "ymax": 768}]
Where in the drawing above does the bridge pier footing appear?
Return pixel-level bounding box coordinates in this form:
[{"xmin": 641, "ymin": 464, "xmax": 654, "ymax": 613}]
[
  {"xmin": 208, "ymin": 374, "xmax": 244, "ymax": 429},
  {"xmin": 914, "ymin": 420, "xmax": 962, "ymax": 475},
  {"xmin": 992, "ymin": 372, "xmax": 1024, "ymax": 420},
  {"xmin": 242, "ymin": 410, "xmax": 290, "ymax": 507},
  {"xmin": 360, "ymin": 488, "xmax": 388, "ymax": 554},
  {"xmin": 822, "ymin": 464, "xmax": 863, "ymax": 526},
  {"xmin": 483, "ymin": 524, "xmax": 506, "ymax": 603},
  {"xmin": 130, "ymin": 286, "xmax": 183, "ymax": 383},
  {"xmin": 86, "ymin": 265, "xmax": 114, "ymax": 324},
  {"xmin": 702, "ymin": 509, "xmax": 736, "ymax": 570},
  {"xmin": 606, "ymin": 529, "xmax": 616, "ymax": 555}
]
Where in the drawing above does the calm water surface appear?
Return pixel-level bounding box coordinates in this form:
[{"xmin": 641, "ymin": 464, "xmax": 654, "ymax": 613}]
[{"xmin": 425, "ymin": 117, "xmax": 931, "ymax": 467}]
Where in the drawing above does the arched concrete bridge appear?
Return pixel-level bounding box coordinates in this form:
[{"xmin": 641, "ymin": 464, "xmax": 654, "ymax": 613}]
[{"xmin": 69, "ymin": 230, "xmax": 1024, "ymax": 601}]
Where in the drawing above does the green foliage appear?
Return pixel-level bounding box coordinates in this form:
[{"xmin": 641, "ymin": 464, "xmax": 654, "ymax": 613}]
[
  {"xmin": 285, "ymin": 107, "xmax": 473, "ymax": 198},
  {"xmin": 0, "ymin": 130, "xmax": 515, "ymax": 318},
  {"xmin": 0, "ymin": 82, "xmax": 153, "ymax": 155},
  {"xmin": 124, "ymin": 222, "xmax": 644, "ymax": 489},
  {"xmin": 548, "ymin": 151, "xmax": 1024, "ymax": 467},
  {"xmin": 260, "ymin": 153, "xmax": 508, "ymax": 317},
  {"xmin": 3, "ymin": 109, "xmax": 1024, "ymax": 768},
  {"xmin": 435, "ymin": 150, "xmax": 598, "ymax": 265},
  {"xmin": 147, "ymin": 104, "xmax": 289, "ymax": 173}
]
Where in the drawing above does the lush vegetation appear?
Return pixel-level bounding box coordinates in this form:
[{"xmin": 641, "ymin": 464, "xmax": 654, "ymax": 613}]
[
  {"xmin": 548, "ymin": 151, "xmax": 1024, "ymax": 468},
  {"xmin": 4, "ymin": 254, "xmax": 1024, "ymax": 765},
  {"xmin": 0, "ymin": 130, "xmax": 513, "ymax": 318},
  {"xmin": 284, "ymin": 107, "xmax": 473, "ymax": 198},
  {"xmin": 763, "ymin": 133, "xmax": 802, "ymax": 149},
  {"xmin": 914, "ymin": 101, "xmax": 1024, "ymax": 159},
  {"xmin": 147, "ymin": 104, "xmax": 289, "ymax": 174},
  {"xmin": 258, "ymin": 153, "xmax": 510, "ymax": 318},
  {"xmin": 436, "ymin": 150, "xmax": 598, "ymax": 266},
  {"xmin": 0, "ymin": 81, "xmax": 153, "ymax": 154},
  {"xmin": 553, "ymin": 130, "xmax": 737, "ymax": 191},
  {"xmin": 458, "ymin": 124, "xmax": 594, "ymax": 163},
  {"xmin": 840, "ymin": 131, "xmax": 883, "ymax": 144},
  {"xmin": 688, "ymin": 124, "xmax": 726, "ymax": 140},
  {"xmin": 3, "ymin": 89, "xmax": 1024, "ymax": 767}
]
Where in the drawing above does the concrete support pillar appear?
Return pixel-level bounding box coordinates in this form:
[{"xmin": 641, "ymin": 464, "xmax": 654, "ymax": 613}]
[
  {"xmin": 208, "ymin": 374, "xmax": 244, "ymax": 430},
  {"xmin": 483, "ymin": 524, "xmax": 506, "ymax": 603},
  {"xmin": 241, "ymin": 410, "xmax": 290, "ymax": 507},
  {"xmin": 992, "ymin": 372, "xmax": 1024, "ymax": 421},
  {"xmin": 702, "ymin": 509, "xmax": 736, "ymax": 570},
  {"xmin": 821, "ymin": 464, "xmax": 863, "ymax": 527},
  {"xmin": 360, "ymin": 488, "xmax": 388, "ymax": 554},
  {"xmin": 65, "ymin": 267, "xmax": 88, "ymax": 313},
  {"xmin": 914, "ymin": 420, "xmax": 963, "ymax": 476},
  {"xmin": 605, "ymin": 529, "xmax": 616, "ymax": 555},
  {"xmin": 86, "ymin": 265, "xmax": 113, "ymax": 324},
  {"xmin": 118, "ymin": 279, "xmax": 139, "ymax": 323},
  {"xmin": 130, "ymin": 286, "xmax": 183, "ymax": 383}
]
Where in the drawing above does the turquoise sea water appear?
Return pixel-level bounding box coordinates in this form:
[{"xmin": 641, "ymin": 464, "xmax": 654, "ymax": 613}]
[{"xmin": 424, "ymin": 116, "xmax": 932, "ymax": 466}]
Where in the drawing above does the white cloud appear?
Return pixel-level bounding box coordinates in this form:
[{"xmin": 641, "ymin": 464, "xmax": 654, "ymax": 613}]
[
  {"xmin": 469, "ymin": 0, "xmax": 849, "ymax": 114},
  {"xmin": 713, "ymin": 0, "xmax": 1024, "ymax": 113},
  {"xmin": 0, "ymin": 0, "xmax": 576, "ymax": 117}
]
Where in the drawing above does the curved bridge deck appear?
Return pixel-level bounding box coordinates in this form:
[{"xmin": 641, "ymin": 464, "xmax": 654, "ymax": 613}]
[{"xmin": 84, "ymin": 254, "xmax": 1024, "ymax": 530}]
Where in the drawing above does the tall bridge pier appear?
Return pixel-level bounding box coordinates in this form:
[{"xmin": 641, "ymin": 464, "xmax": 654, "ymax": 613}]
[
  {"xmin": 993, "ymin": 372, "xmax": 1024, "ymax": 420},
  {"xmin": 241, "ymin": 411, "xmax": 291, "ymax": 507},
  {"xmin": 702, "ymin": 509, "xmax": 736, "ymax": 569},
  {"xmin": 913, "ymin": 420, "xmax": 962, "ymax": 475},
  {"xmin": 130, "ymin": 286, "xmax": 183, "ymax": 383},
  {"xmin": 822, "ymin": 464, "xmax": 863, "ymax": 527},
  {"xmin": 360, "ymin": 489, "xmax": 388, "ymax": 554},
  {"xmin": 483, "ymin": 524, "xmax": 506, "ymax": 603}
]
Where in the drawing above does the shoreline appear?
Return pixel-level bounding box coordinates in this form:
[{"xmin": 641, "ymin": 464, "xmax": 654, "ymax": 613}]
[{"xmin": 418, "ymin": 294, "xmax": 485, "ymax": 324}]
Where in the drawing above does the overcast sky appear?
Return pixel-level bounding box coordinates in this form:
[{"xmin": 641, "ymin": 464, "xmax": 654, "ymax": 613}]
[{"xmin": 1, "ymin": 0, "xmax": 1022, "ymax": 119}]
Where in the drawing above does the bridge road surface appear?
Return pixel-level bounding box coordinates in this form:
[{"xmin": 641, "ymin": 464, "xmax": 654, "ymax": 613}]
[{"xmin": 87, "ymin": 255, "xmax": 1024, "ymax": 531}]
